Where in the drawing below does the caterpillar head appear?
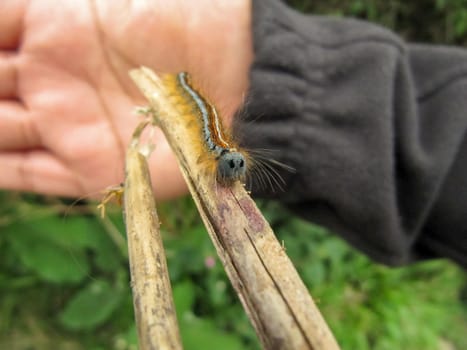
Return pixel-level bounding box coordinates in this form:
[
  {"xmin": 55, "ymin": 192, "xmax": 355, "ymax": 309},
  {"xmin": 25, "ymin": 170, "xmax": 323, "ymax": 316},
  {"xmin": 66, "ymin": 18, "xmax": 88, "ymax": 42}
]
[{"xmin": 217, "ymin": 150, "xmax": 247, "ymax": 184}]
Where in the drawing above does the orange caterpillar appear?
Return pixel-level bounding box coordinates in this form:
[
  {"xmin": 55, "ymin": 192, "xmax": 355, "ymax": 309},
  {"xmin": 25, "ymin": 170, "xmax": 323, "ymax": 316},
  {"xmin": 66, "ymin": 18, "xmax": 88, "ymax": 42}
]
[
  {"xmin": 162, "ymin": 72, "xmax": 248, "ymax": 185},
  {"xmin": 159, "ymin": 72, "xmax": 290, "ymax": 190}
]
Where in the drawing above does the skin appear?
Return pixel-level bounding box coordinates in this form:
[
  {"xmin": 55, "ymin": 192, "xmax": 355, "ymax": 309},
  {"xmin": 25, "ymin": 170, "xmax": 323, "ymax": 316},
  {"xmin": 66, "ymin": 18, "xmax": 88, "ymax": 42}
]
[{"xmin": 0, "ymin": 0, "xmax": 253, "ymax": 199}]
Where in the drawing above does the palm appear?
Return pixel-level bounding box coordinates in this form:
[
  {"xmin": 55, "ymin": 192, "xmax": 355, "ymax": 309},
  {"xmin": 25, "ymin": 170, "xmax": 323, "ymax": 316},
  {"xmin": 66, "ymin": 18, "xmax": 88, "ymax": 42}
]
[{"xmin": 0, "ymin": 0, "xmax": 251, "ymax": 199}]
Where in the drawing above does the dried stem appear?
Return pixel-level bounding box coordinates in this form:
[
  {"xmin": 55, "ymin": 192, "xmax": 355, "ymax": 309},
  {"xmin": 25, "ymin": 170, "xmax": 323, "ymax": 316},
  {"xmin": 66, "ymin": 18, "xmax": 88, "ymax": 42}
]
[
  {"xmin": 123, "ymin": 122, "xmax": 182, "ymax": 350},
  {"xmin": 130, "ymin": 67, "xmax": 340, "ymax": 350}
]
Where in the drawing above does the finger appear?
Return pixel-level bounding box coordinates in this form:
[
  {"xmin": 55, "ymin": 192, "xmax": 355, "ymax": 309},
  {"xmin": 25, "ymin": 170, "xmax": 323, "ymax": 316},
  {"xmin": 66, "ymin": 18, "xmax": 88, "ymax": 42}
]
[
  {"xmin": 0, "ymin": 101, "xmax": 41, "ymax": 150},
  {"xmin": 0, "ymin": 150, "xmax": 83, "ymax": 197},
  {"xmin": 0, "ymin": 0, "xmax": 27, "ymax": 50},
  {"xmin": 0, "ymin": 52, "xmax": 18, "ymax": 99}
]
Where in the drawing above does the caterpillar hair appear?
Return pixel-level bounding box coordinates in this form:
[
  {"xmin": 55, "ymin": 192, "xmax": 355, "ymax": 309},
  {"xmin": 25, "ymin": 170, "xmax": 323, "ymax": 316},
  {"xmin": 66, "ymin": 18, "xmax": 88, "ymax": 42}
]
[{"xmin": 159, "ymin": 72, "xmax": 293, "ymax": 190}]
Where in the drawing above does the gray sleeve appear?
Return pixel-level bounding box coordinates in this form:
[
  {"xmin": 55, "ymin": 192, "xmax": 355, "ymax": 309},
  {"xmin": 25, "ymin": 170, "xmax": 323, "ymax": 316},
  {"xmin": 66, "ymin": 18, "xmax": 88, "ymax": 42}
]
[{"xmin": 236, "ymin": 0, "xmax": 467, "ymax": 267}]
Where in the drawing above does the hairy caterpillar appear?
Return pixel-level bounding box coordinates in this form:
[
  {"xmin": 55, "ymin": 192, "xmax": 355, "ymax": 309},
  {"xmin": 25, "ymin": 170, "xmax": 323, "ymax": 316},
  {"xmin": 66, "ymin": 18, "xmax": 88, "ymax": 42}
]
[{"xmin": 160, "ymin": 72, "xmax": 291, "ymax": 190}]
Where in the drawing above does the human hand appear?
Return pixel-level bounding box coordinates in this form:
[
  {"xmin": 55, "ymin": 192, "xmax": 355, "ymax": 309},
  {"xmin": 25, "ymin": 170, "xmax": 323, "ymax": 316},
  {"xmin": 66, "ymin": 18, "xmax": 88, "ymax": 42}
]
[{"xmin": 0, "ymin": 0, "xmax": 252, "ymax": 199}]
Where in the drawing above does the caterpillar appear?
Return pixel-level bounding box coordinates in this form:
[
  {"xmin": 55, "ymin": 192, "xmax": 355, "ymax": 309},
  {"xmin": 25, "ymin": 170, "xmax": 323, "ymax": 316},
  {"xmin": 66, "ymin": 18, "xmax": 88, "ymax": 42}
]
[{"xmin": 160, "ymin": 72, "xmax": 291, "ymax": 190}]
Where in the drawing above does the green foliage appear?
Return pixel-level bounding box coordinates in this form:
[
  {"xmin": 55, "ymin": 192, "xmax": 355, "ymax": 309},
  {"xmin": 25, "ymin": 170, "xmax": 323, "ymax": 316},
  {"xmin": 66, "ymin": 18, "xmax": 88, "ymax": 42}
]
[
  {"xmin": 1, "ymin": 192, "xmax": 466, "ymax": 349},
  {"xmin": 173, "ymin": 281, "xmax": 244, "ymax": 350},
  {"xmin": 59, "ymin": 280, "xmax": 125, "ymax": 331},
  {"xmin": 5, "ymin": 214, "xmax": 102, "ymax": 284},
  {"xmin": 286, "ymin": 0, "xmax": 467, "ymax": 44},
  {"xmin": 0, "ymin": 193, "xmax": 134, "ymax": 349}
]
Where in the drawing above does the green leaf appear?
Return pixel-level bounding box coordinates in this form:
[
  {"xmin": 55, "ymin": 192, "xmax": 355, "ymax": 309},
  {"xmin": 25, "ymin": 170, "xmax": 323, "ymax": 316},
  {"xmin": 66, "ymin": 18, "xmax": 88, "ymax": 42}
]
[
  {"xmin": 8, "ymin": 232, "xmax": 89, "ymax": 284},
  {"xmin": 302, "ymin": 261, "xmax": 326, "ymax": 286},
  {"xmin": 40, "ymin": 215, "xmax": 103, "ymax": 250},
  {"xmin": 173, "ymin": 280, "xmax": 196, "ymax": 319},
  {"xmin": 166, "ymin": 226, "xmax": 210, "ymax": 280},
  {"xmin": 454, "ymin": 10, "xmax": 467, "ymax": 36},
  {"xmin": 181, "ymin": 318, "xmax": 244, "ymax": 350},
  {"xmin": 59, "ymin": 280, "xmax": 123, "ymax": 331},
  {"xmin": 7, "ymin": 214, "xmax": 103, "ymax": 250},
  {"xmin": 115, "ymin": 324, "xmax": 139, "ymax": 350},
  {"xmin": 435, "ymin": 0, "xmax": 447, "ymax": 10},
  {"xmin": 173, "ymin": 280, "xmax": 244, "ymax": 350},
  {"xmin": 92, "ymin": 231, "xmax": 124, "ymax": 272},
  {"xmin": 350, "ymin": 0, "xmax": 365, "ymax": 14},
  {"xmin": 5, "ymin": 213, "xmax": 124, "ymax": 275}
]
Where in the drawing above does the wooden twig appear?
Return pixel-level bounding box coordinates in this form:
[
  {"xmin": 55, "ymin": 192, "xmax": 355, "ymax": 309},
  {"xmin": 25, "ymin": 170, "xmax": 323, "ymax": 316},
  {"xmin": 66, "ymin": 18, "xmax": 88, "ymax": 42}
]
[
  {"xmin": 130, "ymin": 67, "xmax": 340, "ymax": 350},
  {"xmin": 123, "ymin": 122, "xmax": 182, "ymax": 350}
]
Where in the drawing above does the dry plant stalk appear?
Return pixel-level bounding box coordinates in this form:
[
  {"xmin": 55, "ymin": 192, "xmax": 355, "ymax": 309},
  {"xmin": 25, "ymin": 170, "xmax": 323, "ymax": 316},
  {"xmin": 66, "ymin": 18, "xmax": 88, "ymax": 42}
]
[
  {"xmin": 123, "ymin": 122, "xmax": 182, "ymax": 350},
  {"xmin": 130, "ymin": 67, "xmax": 340, "ymax": 350}
]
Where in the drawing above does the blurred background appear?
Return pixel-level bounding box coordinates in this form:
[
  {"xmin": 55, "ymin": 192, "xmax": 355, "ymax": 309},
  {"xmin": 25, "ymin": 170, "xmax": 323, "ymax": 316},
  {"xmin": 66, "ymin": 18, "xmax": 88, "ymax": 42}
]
[{"xmin": 1, "ymin": 1, "xmax": 466, "ymax": 349}]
